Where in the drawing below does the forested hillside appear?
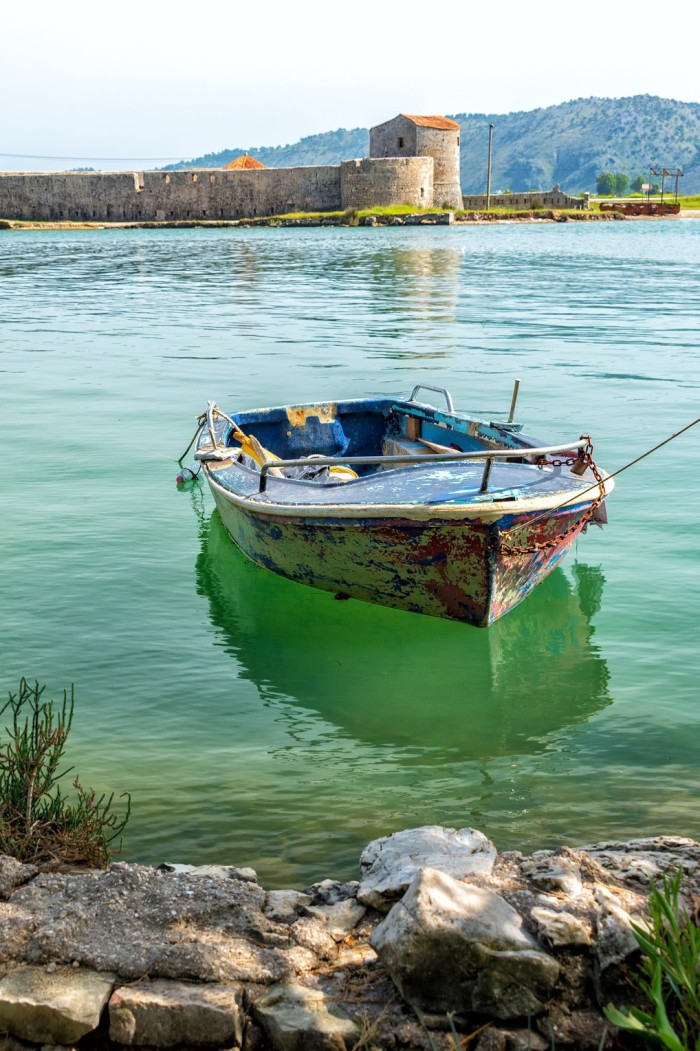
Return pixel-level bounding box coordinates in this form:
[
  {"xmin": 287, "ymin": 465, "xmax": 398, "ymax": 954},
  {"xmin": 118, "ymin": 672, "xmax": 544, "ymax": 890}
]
[
  {"xmin": 454, "ymin": 95, "xmax": 700, "ymax": 194},
  {"xmin": 165, "ymin": 96, "xmax": 700, "ymax": 194},
  {"xmin": 165, "ymin": 127, "xmax": 369, "ymax": 174}
]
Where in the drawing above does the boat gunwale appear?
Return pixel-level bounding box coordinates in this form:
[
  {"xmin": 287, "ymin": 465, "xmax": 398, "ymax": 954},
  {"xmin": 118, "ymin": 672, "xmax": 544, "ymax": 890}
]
[
  {"xmin": 253, "ymin": 440, "xmax": 591, "ymax": 493},
  {"xmin": 204, "ymin": 460, "xmax": 614, "ymax": 523}
]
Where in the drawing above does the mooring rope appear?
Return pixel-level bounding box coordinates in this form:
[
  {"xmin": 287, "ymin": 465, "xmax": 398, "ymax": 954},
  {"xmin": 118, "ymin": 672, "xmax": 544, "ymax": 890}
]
[
  {"xmin": 177, "ymin": 414, "xmax": 207, "ymax": 466},
  {"xmin": 504, "ymin": 415, "xmax": 700, "ymax": 537},
  {"xmin": 591, "ymin": 415, "xmax": 700, "ymax": 485}
]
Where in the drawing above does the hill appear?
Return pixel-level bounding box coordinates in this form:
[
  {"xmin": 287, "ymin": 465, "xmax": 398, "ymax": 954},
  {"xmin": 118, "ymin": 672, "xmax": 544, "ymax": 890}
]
[
  {"xmin": 165, "ymin": 127, "xmax": 369, "ymax": 174},
  {"xmin": 454, "ymin": 95, "xmax": 700, "ymax": 195},
  {"xmin": 165, "ymin": 95, "xmax": 700, "ymax": 195}
]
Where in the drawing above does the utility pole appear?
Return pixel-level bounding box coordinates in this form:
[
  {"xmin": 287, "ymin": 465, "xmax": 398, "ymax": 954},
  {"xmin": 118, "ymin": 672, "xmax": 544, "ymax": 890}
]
[{"xmin": 486, "ymin": 124, "xmax": 493, "ymax": 209}]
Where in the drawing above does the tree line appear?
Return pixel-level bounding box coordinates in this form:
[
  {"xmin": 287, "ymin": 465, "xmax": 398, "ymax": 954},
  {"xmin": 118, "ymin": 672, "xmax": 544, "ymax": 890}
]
[{"xmin": 596, "ymin": 172, "xmax": 661, "ymax": 196}]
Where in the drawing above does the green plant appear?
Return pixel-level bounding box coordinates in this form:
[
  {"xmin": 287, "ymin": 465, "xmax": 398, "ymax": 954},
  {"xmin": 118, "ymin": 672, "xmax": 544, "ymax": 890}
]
[
  {"xmin": 605, "ymin": 868, "xmax": 700, "ymax": 1049},
  {"xmin": 0, "ymin": 679, "xmax": 130, "ymax": 867}
]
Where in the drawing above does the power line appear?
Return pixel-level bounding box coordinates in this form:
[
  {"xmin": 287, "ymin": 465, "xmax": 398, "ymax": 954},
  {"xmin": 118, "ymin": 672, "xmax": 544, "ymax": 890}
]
[{"xmin": 0, "ymin": 152, "xmax": 187, "ymax": 162}]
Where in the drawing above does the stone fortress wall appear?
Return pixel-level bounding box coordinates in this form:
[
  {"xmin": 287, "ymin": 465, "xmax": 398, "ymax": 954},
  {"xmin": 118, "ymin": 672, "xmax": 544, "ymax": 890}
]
[
  {"xmin": 462, "ymin": 189, "xmax": 590, "ymax": 210},
  {"xmin": 0, "ymin": 167, "xmax": 342, "ymax": 223},
  {"xmin": 0, "ymin": 114, "xmax": 460, "ymax": 222}
]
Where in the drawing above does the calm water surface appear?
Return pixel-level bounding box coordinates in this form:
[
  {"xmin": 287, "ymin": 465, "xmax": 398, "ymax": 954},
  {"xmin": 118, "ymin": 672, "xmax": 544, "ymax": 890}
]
[{"xmin": 1, "ymin": 222, "xmax": 699, "ymax": 886}]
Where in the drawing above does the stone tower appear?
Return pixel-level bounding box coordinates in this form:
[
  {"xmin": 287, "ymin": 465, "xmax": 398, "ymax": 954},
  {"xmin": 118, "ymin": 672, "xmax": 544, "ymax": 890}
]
[{"xmin": 369, "ymin": 114, "xmax": 462, "ymax": 210}]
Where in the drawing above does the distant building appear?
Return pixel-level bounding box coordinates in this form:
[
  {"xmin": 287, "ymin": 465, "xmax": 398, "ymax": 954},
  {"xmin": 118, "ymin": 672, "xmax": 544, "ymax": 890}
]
[{"xmin": 461, "ymin": 187, "xmax": 589, "ymax": 210}]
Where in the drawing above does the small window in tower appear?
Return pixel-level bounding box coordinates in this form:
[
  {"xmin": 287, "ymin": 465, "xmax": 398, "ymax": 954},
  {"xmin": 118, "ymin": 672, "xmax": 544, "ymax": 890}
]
[
  {"xmin": 397, "ymin": 137, "xmax": 404, "ymax": 149},
  {"xmin": 457, "ymin": 136, "xmax": 460, "ymax": 145},
  {"xmin": 420, "ymin": 186, "xmax": 425, "ymax": 197}
]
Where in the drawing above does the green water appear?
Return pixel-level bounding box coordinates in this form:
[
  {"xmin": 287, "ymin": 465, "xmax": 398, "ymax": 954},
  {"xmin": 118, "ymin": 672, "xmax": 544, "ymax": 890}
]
[{"xmin": 1, "ymin": 222, "xmax": 699, "ymax": 887}]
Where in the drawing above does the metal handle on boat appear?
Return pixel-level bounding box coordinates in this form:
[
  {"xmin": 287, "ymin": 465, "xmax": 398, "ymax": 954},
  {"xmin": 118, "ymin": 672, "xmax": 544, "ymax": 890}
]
[
  {"xmin": 409, "ymin": 384, "xmax": 455, "ymax": 413},
  {"xmin": 204, "ymin": 401, "xmax": 240, "ymax": 450},
  {"xmin": 206, "ymin": 401, "xmax": 218, "ymax": 448},
  {"xmin": 507, "ymin": 378, "xmax": 521, "ymax": 424},
  {"xmin": 256, "ymin": 439, "xmax": 590, "ymax": 493}
]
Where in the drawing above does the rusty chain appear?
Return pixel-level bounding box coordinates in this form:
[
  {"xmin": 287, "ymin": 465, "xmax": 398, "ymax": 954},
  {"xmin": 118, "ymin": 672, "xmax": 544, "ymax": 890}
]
[{"xmin": 498, "ymin": 436, "xmax": 606, "ymax": 557}]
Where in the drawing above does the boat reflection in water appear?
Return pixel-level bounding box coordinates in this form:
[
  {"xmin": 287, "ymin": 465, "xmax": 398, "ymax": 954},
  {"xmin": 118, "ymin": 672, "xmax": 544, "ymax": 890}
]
[{"xmin": 196, "ymin": 510, "xmax": 611, "ymax": 761}]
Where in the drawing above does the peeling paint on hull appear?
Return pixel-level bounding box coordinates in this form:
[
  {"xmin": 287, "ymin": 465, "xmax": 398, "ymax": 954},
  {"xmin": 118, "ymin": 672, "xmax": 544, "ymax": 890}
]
[
  {"xmin": 211, "ymin": 488, "xmax": 590, "ymax": 627},
  {"xmin": 197, "ymin": 394, "xmax": 611, "ymax": 627}
]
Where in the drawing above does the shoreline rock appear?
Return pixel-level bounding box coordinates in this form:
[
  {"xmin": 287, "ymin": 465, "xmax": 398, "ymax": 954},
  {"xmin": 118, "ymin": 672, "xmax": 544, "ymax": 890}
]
[{"xmin": 0, "ymin": 829, "xmax": 697, "ymax": 1049}]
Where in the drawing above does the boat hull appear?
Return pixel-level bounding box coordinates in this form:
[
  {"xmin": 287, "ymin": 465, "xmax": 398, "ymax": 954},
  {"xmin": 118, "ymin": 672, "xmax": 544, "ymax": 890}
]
[{"xmin": 210, "ymin": 486, "xmax": 591, "ymax": 627}]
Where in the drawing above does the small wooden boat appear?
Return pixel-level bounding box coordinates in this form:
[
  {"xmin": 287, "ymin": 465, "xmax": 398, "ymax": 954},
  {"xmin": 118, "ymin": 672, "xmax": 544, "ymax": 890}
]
[{"xmin": 194, "ymin": 384, "xmax": 613, "ymax": 626}]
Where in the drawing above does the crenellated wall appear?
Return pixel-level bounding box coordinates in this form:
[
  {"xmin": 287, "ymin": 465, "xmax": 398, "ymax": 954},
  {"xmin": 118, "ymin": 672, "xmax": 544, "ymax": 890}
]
[{"xmin": 0, "ymin": 167, "xmax": 344, "ymax": 222}]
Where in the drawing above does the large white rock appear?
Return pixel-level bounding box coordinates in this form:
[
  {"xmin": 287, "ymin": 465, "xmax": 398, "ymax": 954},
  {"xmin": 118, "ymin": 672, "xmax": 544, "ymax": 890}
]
[
  {"xmin": 253, "ymin": 981, "xmax": 359, "ymax": 1050},
  {"xmin": 371, "ymin": 868, "xmax": 559, "ymax": 1019},
  {"xmin": 0, "ymin": 966, "xmax": 114, "ymax": 1044},
  {"xmin": 108, "ymin": 978, "xmax": 244, "ymax": 1047},
  {"xmin": 358, "ymin": 825, "xmax": 496, "ymax": 911}
]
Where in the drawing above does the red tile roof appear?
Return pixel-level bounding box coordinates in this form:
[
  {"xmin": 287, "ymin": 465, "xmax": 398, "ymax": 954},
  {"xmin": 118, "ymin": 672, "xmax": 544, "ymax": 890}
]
[
  {"xmin": 401, "ymin": 114, "xmax": 460, "ymax": 131},
  {"xmin": 223, "ymin": 154, "xmax": 266, "ymax": 170}
]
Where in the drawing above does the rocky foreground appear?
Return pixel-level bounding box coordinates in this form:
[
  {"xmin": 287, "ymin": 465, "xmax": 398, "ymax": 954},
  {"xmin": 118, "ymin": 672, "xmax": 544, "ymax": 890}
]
[{"xmin": 0, "ymin": 828, "xmax": 697, "ymax": 1050}]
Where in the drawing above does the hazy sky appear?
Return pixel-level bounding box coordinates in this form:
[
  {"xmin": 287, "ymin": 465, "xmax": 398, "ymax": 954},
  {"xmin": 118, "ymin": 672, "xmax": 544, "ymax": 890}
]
[{"xmin": 2, "ymin": 0, "xmax": 698, "ymax": 171}]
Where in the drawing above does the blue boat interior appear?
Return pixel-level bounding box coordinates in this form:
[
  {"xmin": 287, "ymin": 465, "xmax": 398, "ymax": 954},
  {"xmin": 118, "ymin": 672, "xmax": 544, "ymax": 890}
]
[
  {"xmin": 201, "ymin": 397, "xmax": 596, "ymax": 507},
  {"xmin": 229, "ymin": 398, "xmax": 534, "ymax": 472}
]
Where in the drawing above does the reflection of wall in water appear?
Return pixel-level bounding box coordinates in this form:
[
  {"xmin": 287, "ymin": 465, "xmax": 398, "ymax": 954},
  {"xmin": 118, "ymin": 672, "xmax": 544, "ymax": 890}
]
[
  {"xmin": 195, "ymin": 511, "xmax": 611, "ymax": 762},
  {"xmin": 365, "ymin": 247, "xmax": 462, "ymax": 336}
]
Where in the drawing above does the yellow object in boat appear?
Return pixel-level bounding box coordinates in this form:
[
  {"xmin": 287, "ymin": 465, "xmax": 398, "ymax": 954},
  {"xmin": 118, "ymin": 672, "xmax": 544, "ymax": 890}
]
[
  {"xmin": 228, "ymin": 426, "xmax": 284, "ymax": 476},
  {"xmin": 231, "ymin": 425, "xmax": 357, "ymax": 482},
  {"xmin": 328, "ymin": 464, "xmax": 359, "ymax": 481}
]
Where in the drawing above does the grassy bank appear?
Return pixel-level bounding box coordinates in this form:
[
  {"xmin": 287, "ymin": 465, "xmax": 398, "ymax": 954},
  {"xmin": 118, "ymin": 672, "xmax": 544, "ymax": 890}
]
[
  {"xmin": 3, "ymin": 196, "xmax": 697, "ymax": 231},
  {"xmin": 0, "ymin": 205, "xmax": 646, "ymax": 230}
]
